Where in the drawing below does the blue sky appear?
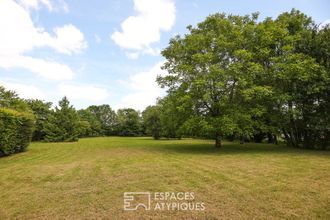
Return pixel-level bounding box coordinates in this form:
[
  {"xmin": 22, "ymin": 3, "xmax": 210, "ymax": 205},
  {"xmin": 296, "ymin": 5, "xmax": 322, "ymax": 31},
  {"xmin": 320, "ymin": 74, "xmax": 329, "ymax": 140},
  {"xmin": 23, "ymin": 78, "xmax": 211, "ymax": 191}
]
[{"xmin": 0, "ymin": 0, "xmax": 329, "ymax": 110}]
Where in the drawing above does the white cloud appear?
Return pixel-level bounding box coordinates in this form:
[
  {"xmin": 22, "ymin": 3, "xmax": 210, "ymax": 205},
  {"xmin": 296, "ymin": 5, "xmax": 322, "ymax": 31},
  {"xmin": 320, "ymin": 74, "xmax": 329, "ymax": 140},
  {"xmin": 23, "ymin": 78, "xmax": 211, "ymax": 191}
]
[
  {"xmin": 126, "ymin": 47, "xmax": 161, "ymax": 59},
  {"xmin": 111, "ymin": 0, "xmax": 175, "ymax": 58},
  {"xmin": 0, "ymin": 81, "xmax": 46, "ymax": 99},
  {"xmin": 17, "ymin": 0, "xmax": 69, "ymax": 12},
  {"xmin": 58, "ymin": 83, "xmax": 109, "ymax": 102},
  {"xmin": 0, "ymin": 0, "xmax": 86, "ymax": 80},
  {"xmin": 125, "ymin": 47, "xmax": 160, "ymax": 59},
  {"xmin": 0, "ymin": 55, "xmax": 74, "ymax": 80},
  {"xmin": 143, "ymin": 47, "xmax": 161, "ymax": 56},
  {"xmin": 0, "ymin": 0, "xmax": 86, "ymax": 56},
  {"xmin": 49, "ymin": 24, "xmax": 87, "ymax": 55},
  {"xmin": 17, "ymin": 0, "xmax": 53, "ymax": 11},
  {"xmin": 117, "ymin": 61, "xmax": 167, "ymax": 110}
]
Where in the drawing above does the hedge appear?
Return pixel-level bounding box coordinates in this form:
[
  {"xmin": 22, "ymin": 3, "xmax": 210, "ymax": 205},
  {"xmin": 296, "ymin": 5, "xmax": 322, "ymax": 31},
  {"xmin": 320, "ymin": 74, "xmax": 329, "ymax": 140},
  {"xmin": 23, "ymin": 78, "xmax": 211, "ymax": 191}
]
[{"xmin": 0, "ymin": 108, "xmax": 35, "ymax": 156}]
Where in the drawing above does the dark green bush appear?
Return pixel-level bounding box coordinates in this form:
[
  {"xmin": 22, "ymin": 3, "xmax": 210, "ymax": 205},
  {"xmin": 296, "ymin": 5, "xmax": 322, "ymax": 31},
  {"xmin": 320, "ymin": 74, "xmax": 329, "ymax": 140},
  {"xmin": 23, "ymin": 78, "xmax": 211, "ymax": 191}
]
[{"xmin": 0, "ymin": 108, "xmax": 35, "ymax": 156}]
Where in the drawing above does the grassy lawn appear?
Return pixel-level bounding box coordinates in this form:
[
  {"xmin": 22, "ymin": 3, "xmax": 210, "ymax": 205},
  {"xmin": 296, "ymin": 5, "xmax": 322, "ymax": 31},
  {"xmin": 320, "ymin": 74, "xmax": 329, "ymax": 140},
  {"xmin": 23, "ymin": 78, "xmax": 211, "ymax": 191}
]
[{"xmin": 0, "ymin": 137, "xmax": 329, "ymax": 219}]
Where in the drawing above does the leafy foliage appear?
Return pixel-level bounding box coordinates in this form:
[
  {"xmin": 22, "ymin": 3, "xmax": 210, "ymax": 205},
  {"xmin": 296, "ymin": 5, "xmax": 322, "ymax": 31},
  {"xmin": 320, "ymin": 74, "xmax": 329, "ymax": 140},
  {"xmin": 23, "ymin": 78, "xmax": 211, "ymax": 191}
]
[
  {"xmin": 86, "ymin": 105, "xmax": 118, "ymax": 135},
  {"xmin": 117, "ymin": 108, "xmax": 141, "ymax": 136},
  {"xmin": 26, "ymin": 99, "xmax": 52, "ymax": 141},
  {"xmin": 0, "ymin": 86, "xmax": 35, "ymax": 156},
  {"xmin": 43, "ymin": 97, "xmax": 80, "ymax": 142},
  {"xmin": 142, "ymin": 105, "xmax": 162, "ymax": 139},
  {"xmin": 78, "ymin": 109, "xmax": 102, "ymax": 137},
  {"xmin": 158, "ymin": 9, "xmax": 329, "ymax": 149}
]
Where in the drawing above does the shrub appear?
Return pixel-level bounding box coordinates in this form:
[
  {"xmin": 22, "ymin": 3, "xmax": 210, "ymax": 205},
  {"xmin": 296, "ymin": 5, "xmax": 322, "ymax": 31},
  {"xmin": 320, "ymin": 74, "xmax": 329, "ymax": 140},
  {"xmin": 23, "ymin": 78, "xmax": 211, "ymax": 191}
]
[{"xmin": 0, "ymin": 108, "xmax": 35, "ymax": 156}]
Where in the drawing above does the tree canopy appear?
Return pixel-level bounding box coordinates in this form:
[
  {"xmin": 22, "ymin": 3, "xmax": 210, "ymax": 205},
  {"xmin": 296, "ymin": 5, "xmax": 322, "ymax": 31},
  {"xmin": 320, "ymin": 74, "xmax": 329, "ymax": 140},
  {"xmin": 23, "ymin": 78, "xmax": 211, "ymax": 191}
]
[
  {"xmin": 157, "ymin": 9, "xmax": 329, "ymax": 149},
  {"xmin": 43, "ymin": 97, "xmax": 80, "ymax": 142}
]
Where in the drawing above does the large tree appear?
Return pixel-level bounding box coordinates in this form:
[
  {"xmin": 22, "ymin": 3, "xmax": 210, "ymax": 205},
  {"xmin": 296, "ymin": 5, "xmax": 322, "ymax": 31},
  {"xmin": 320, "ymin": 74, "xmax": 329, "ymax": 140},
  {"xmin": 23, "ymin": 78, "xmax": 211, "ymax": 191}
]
[
  {"xmin": 158, "ymin": 9, "xmax": 329, "ymax": 149},
  {"xmin": 158, "ymin": 13, "xmax": 262, "ymax": 147}
]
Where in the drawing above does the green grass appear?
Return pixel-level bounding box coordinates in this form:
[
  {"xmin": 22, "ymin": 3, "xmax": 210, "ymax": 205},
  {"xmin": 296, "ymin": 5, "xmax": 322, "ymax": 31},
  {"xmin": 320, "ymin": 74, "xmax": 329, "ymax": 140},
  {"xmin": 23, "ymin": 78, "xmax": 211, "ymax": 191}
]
[{"xmin": 0, "ymin": 137, "xmax": 329, "ymax": 219}]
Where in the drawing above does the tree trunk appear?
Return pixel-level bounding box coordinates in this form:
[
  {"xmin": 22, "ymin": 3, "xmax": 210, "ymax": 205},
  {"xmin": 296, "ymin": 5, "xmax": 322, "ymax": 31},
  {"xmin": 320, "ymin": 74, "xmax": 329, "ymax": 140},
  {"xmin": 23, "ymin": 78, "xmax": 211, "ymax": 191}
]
[
  {"xmin": 267, "ymin": 133, "xmax": 273, "ymax": 143},
  {"xmin": 288, "ymin": 101, "xmax": 299, "ymax": 147},
  {"xmin": 215, "ymin": 133, "xmax": 221, "ymax": 148},
  {"xmin": 274, "ymin": 135, "xmax": 278, "ymax": 145},
  {"xmin": 240, "ymin": 136, "xmax": 244, "ymax": 144}
]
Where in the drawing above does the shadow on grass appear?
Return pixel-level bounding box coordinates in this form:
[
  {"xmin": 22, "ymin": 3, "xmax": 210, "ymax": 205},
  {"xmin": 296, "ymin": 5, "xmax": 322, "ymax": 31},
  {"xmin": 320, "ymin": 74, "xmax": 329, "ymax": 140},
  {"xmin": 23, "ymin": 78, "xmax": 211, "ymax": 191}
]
[{"xmin": 148, "ymin": 141, "xmax": 330, "ymax": 156}]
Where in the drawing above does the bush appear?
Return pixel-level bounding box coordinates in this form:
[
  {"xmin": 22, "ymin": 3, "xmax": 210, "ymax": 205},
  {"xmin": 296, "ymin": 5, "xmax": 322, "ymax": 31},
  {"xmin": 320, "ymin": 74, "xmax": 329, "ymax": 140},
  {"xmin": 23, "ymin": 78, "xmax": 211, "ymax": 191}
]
[{"xmin": 0, "ymin": 108, "xmax": 35, "ymax": 156}]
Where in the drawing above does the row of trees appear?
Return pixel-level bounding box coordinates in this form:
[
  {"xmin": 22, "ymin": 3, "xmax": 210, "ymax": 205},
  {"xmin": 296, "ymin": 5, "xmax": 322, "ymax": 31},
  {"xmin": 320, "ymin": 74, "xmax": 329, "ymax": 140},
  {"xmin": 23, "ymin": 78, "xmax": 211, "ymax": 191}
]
[
  {"xmin": 27, "ymin": 98, "xmax": 145, "ymax": 142},
  {"xmin": 0, "ymin": 82, "xmax": 221, "ymax": 149},
  {"xmin": 0, "ymin": 83, "xmax": 188, "ymax": 150},
  {"xmin": 0, "ymin": 86, "xmax": 148, "ymax": 155}
]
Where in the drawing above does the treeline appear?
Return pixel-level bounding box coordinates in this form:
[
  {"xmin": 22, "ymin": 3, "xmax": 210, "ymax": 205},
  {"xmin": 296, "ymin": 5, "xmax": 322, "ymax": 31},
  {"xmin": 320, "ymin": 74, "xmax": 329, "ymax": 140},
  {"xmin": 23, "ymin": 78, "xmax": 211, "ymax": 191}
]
[
  {"xmin": 0, "ymin": 85, "xmax": 186, "ymax": 155},
  {"xmin": 0, "ymin": 85, "xmax": 189, "ymax": 156},
  {"xmin": 0, "ymin": 87, "xmax": 146, "ymax": 155},
  {"xmin": 28, "ymin": 98, "xmax": 146, "ymax": 142}
]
